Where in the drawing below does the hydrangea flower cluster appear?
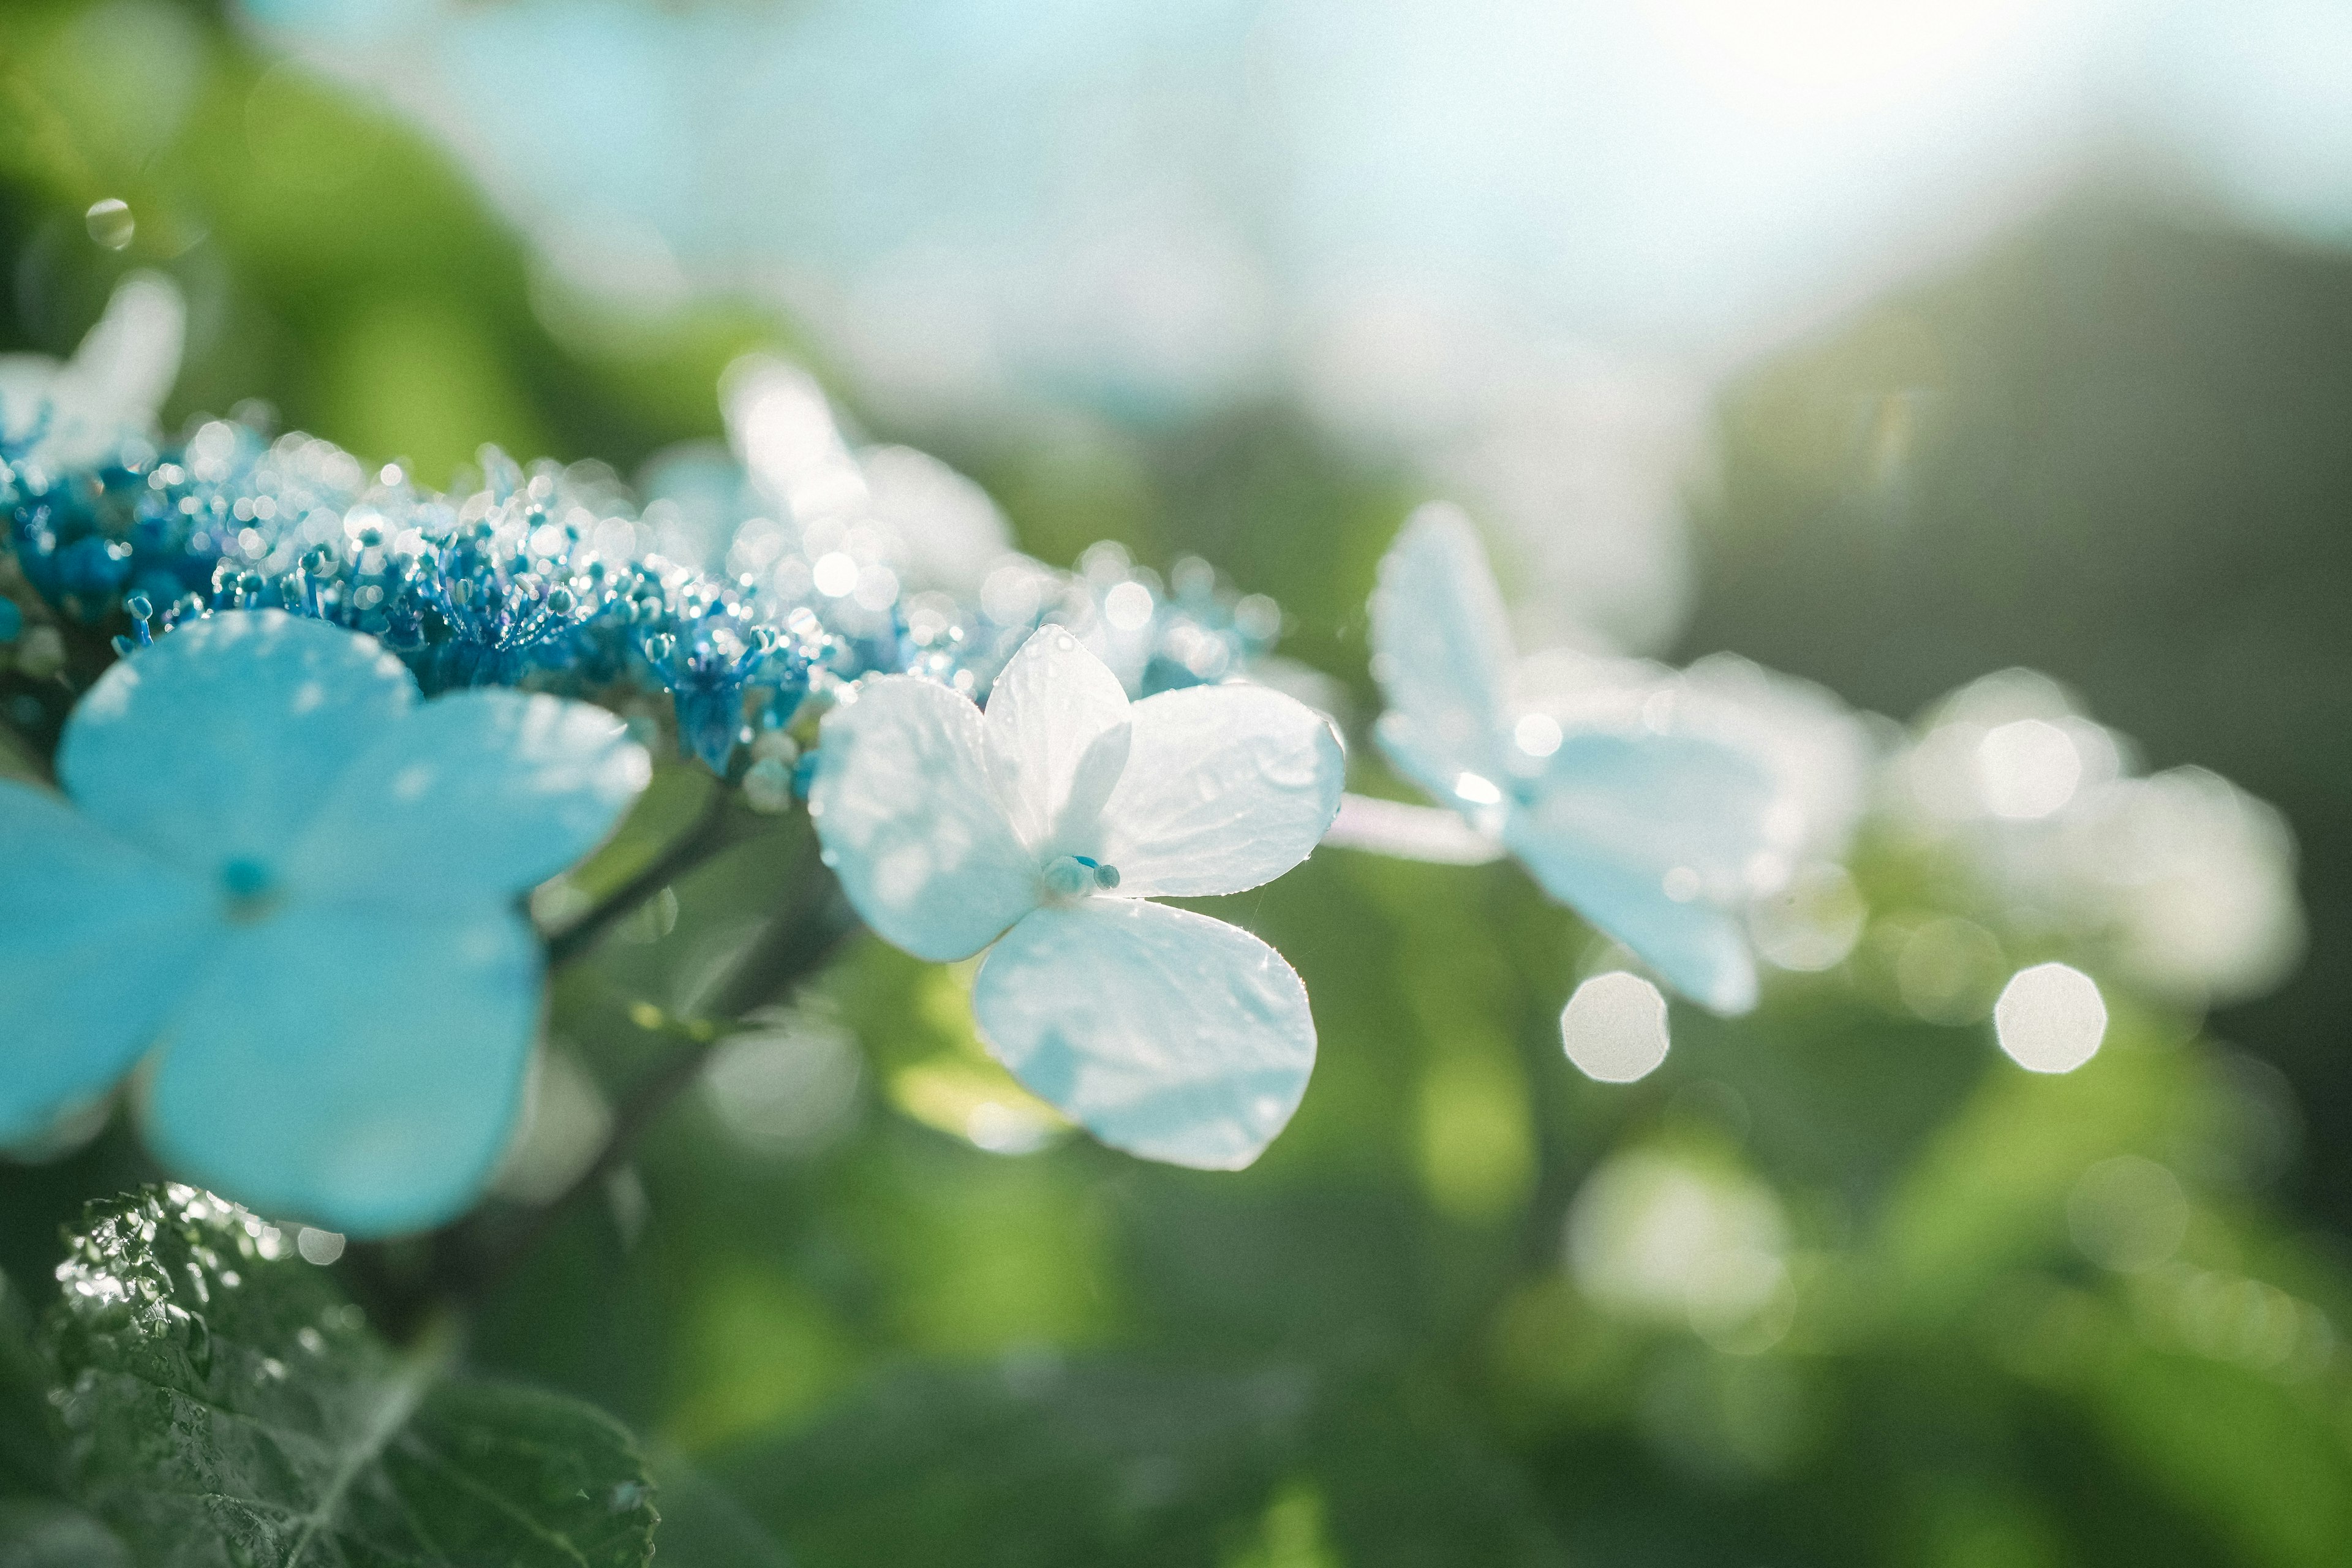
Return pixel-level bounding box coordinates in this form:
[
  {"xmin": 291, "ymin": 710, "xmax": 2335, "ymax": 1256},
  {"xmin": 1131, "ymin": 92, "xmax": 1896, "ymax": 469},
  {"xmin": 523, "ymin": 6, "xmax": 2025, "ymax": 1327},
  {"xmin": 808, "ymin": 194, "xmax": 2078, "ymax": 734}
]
[
  {"xmin": 0, "ymin": 288, "xmax": 1336, "ymax": 1235},
  {"xmin": 2, "ymin": 419, "xmax": 1280, "ymax": 781},
  {"xmin": 0, "ymin": 280, "xmax": 1886, "ymax": 1240}
]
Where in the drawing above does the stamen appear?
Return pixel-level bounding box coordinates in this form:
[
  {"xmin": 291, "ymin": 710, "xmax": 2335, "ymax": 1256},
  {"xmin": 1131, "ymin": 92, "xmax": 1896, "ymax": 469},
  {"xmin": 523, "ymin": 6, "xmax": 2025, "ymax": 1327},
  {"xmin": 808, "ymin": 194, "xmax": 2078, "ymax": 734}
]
[
  {"xmin": 1044, "ymin": 854, "xmax": 1122, "ymax": 899},
  {"xmin": 218, "ymin": 856, "xmax": 281, "ymax": 924}
]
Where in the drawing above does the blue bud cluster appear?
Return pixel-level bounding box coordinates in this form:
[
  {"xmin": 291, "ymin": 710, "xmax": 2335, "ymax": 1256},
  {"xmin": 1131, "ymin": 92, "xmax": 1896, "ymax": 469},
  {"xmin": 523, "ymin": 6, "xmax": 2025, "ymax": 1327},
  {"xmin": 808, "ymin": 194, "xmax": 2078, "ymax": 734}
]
[{"xmin": 2, "ymin": 410, "xmax": 1285, "ymax": 775}]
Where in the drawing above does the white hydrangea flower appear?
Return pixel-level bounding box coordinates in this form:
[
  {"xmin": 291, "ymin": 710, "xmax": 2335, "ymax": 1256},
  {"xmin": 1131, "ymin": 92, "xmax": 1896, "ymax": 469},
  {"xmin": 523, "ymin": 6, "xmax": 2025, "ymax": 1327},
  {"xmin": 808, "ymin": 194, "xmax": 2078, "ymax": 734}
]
[
  {"xmin": 1891, "ymin": 670, "xmax": 2305, "ymax": 1008},
  {"xmin": 1333, "ymin": 504, "xmax": 1867, "ymax": 1014},
  {"xmin": 0, "ymin": 272, "xmax": 184, "ymax": 466},
  {"xmin": 808, "ymin": 626, "xmax": 1345, "ymax": 1168}
]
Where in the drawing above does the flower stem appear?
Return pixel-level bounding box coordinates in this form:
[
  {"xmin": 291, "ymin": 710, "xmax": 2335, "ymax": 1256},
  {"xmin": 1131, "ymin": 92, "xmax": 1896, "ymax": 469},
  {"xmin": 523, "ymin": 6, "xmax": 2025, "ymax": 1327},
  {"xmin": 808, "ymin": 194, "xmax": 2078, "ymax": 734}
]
[
  {"xmin": 427, "ymin": 821, "xmax": 858, "ymax": 1312},
  {"xmin": 540, "ymin": 786, "xmax": 738, "ymax": 969}
]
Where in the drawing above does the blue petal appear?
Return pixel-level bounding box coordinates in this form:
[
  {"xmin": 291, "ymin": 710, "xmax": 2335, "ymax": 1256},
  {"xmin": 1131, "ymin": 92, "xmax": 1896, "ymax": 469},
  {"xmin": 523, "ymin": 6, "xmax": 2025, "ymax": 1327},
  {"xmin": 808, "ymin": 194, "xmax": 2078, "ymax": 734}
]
[
  {"xmin": 141, "ymin": 905, "xmax": 539, "ymax": 1236},
  {"xmin": 0, "ymin": 782, "xmax": 216, "ymax": 1139},
  {"xmin": 285, "ymin": 689, "xmax": 652, "ymax": 906},
  {"xmin": 971, "ymin": 899, "xmax": 1316, "ymax": 1170},
  {"xmin": 1503, "ymin": 731, "xmax": 1773, "ymax": 1014},
  {"xmin": 1367, "ymin": 505, "xmax": 1517, "ymax": 801},
  {"xmin": 810, "ymin": 676, "xmax": 1039, "ymax": 962},
  {"xmin": 58, "ymin": 611, "xmax": 417, "ymax": 879}
]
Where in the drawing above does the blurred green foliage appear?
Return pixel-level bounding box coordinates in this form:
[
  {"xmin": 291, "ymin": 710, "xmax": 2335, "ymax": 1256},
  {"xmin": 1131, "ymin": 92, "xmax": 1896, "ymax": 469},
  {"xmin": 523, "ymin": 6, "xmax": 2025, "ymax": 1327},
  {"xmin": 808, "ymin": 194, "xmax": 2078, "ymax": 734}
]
[{"xmin": 6, "ymin": 2, "xmax": 2352, "ymax": 1564}]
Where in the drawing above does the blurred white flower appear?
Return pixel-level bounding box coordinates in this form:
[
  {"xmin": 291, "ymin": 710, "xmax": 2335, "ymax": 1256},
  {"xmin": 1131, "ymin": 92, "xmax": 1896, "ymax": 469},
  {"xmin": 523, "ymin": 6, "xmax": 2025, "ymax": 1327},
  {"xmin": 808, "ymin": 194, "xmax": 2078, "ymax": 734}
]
[
  {"xmin": 720, "ymin": 353, "xmax": 1014, "ymax": 600},
  {"xmin": 1567, "ymin": 1145, "xmax": 1792, "ymax": 1342},
  {"xmin": 1330, "ymin": 503, "xmax": 1871, "ymax": 1012},
  {"xmin": 1889, "ymin": 669, "xmax": 2304, "ymax": 1008},
  {"xmin": 0, "ymin": 271, "xmax": 184, "ymax": 466}
]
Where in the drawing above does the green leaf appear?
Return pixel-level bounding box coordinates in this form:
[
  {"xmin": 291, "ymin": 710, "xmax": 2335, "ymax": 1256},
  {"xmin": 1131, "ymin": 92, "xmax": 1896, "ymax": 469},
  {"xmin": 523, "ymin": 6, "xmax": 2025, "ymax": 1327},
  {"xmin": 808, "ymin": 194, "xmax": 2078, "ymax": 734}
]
[
  {"xmin": 718, "ymin": 1358, "xmax": 1308, "ymax": 1567},
  {"xmin": 0, "ymin": 1498, "xmax": 133, "ymax": 1567},
  {"xmin": 43, "ymin": 1186, "xmax": 658, "ymax": 1567},
  {"xmin": 2090, "ymin": 1345, "xmax": 2352, "ymax": 1568},
  {"xmin": 713, "ymin": 1357, "xmax": 1566, "ymax": 1567},
  {"xmin": 635, "ymin": 1448, "xmax": 790, "ymax": 1568}
]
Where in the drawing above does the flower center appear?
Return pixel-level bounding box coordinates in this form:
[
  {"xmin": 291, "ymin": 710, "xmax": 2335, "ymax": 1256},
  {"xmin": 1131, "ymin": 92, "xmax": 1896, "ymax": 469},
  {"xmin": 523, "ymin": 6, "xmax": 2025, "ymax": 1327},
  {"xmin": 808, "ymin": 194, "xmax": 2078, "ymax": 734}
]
[
  {"xmin": 219, "ymin": 856, "xmax": 282, "ymax": 924},
  {"xmin": 1041, "ymin": 853, "xmax": 1121, "ymax": 901}
]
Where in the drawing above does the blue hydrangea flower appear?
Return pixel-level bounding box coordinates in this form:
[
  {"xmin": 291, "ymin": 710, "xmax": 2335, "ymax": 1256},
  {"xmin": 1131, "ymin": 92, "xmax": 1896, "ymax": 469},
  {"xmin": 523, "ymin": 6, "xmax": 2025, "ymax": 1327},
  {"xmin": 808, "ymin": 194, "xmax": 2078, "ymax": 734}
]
[
  {"xmin": 809, "ymin": 626, "xmax": 1344, "ymax": 1168},
  {"xmin": 1347, "ymin": 507, "xmax": 1796, "ymax": 1015},
  {"xmin": 0, "ymin": 610, "xmax": 649, "ymax": 1235}
]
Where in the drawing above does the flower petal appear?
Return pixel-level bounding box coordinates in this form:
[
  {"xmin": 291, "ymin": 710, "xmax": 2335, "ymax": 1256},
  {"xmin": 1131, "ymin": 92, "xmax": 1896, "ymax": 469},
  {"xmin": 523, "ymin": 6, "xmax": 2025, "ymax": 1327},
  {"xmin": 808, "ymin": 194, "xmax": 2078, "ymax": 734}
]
[
  {"xmin": 971, "ymin": 900, "xmax": 1316, "ymax": 1170},
  {"xmin": 1368, "ymin": 504, "xmax": 1516, "ymax": 801},
  {"xmin": 810, "ymin": 676, "xmax": 1038, "ymax": 962},
  {"xmin": 0, "ymin": 783, "xmax": 215, "ymax": 1139},
  {"xmin": 1094, "ymin": 684, "xmax": 1344, "ymax": 897},
  {"xmin": 141, "ymin": 905, "xmax": 540, "ymax": 1236},
  {"xmin": 58, "ymin": 611, "xmax": 417, "ymax": 878},
  {"xmin": 1503, "ymin": 731, "xmax": 1774, "ymax": 1014},
  {"xmin": 982, "ymin": 627, "xmax": 1132, "ymax": 854},
  {"xmin": 285, "ymin": 690, "xmax": 651, "ymax": 906},
  {"xmin": 0, "ymin": 273, "xmax": 183, "ymax": 464}
]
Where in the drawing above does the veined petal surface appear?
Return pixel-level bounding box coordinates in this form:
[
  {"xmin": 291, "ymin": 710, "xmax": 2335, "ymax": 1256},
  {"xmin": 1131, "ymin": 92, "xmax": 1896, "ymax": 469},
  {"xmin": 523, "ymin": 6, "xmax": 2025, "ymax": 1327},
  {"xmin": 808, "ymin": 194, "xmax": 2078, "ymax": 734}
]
[
  {"xmin": 141, "ymin": 904, "xmax": 540, "ymax": 1237},
  {"xmin": 811, "ymin": 676, "xmax": 1039, "ymax": 962},
  {"xmin": 971, "ymin": 900, "xmax": 1316, "ymax": 1170},
  {"xmin": 286, "ymin": 689, "xmax": 650, "ymax": 906},
  {"xmin": 1504, "ymin": 730, "xmax": 1776, "ymax": 1014},
  {"xmin": 1368, "ymin": 505, "xmax": 1516, "ymax": 801},
  {"xmin": 58, "ymin": 611, "xmax": 417, "ymax": 878},
  {"xmin": 0, "ymin": 782, "xmax": 216, "ymax": 1139},
  {"xmin": 982, "ymin": 627, "xmax": 1133, "ymax": 854},
  {"xmin": 1096, "ymin": 684, "xmax": 1344, "ymax": 897}
]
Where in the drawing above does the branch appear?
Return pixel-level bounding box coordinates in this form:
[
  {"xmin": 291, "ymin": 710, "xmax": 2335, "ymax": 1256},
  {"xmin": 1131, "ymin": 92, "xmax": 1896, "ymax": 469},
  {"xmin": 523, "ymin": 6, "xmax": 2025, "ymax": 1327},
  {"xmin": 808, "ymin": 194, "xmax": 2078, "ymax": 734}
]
[
  {"xmin": 431, "ymin": 824, "xmax": 859, "ymax": 1309},
  {"xmin": 541, "ymin": 785, "xmax": 737, "ymax": 969}
]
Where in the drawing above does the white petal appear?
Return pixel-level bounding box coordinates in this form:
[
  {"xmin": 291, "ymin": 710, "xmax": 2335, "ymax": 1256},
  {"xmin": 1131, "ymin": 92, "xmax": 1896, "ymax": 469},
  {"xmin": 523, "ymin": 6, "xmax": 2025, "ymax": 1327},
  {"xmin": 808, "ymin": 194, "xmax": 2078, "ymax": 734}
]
[
  {"xmin": 1093, "ymin": 684, "xmax": 1344, "ymax": 898},
  {"xmin": 62, "ymin": 272, "xmax": 184, "ymax": 435},
  {"xmin": 0, "ymin": 274, "xmax": 183, "ymax": 462},
  {"xmin": 1368, "ymin": 504, "xmax": 1515, "ymax": 800},
  {"xmin": 810, "ymin": 677, "xmax": 1038, "ymax": 962},
  {"xmin": 723, "ymin": 355, "xmax": 867, "ymax": 522},
  {"xmin": 982, "ymin": 626, "xmax": 1132, "ymax": 854},
  {"xmin": 1504, "ymin": 730, "xmax": 1773, "ymax": 1014},
  {"xmin": 858, "ymin": 443, "xmax": 1012, "ymax": 597},
  {"xmin": 1322, "ymin": 793, "xmax": 1507, "ymax": 865},
  {"xmin": 971, "ymin": 900, "xmax": 1316, "ymax": 1170}
]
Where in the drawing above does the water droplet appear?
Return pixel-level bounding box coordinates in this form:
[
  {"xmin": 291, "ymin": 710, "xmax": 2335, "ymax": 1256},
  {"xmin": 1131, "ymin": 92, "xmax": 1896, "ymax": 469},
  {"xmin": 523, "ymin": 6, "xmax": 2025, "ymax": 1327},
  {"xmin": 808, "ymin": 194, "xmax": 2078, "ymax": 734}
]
[{"xmin": 85, "ymin": 198, "xmax": 135, "ymax": 251}]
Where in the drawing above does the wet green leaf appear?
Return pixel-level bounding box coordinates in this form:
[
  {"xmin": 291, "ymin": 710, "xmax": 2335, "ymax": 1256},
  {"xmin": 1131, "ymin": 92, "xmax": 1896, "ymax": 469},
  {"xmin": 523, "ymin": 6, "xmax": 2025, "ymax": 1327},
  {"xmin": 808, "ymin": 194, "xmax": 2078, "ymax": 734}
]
[{"xmin": 45, "ymin": 1186, "xmax": 658, "ymax": 1567}]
